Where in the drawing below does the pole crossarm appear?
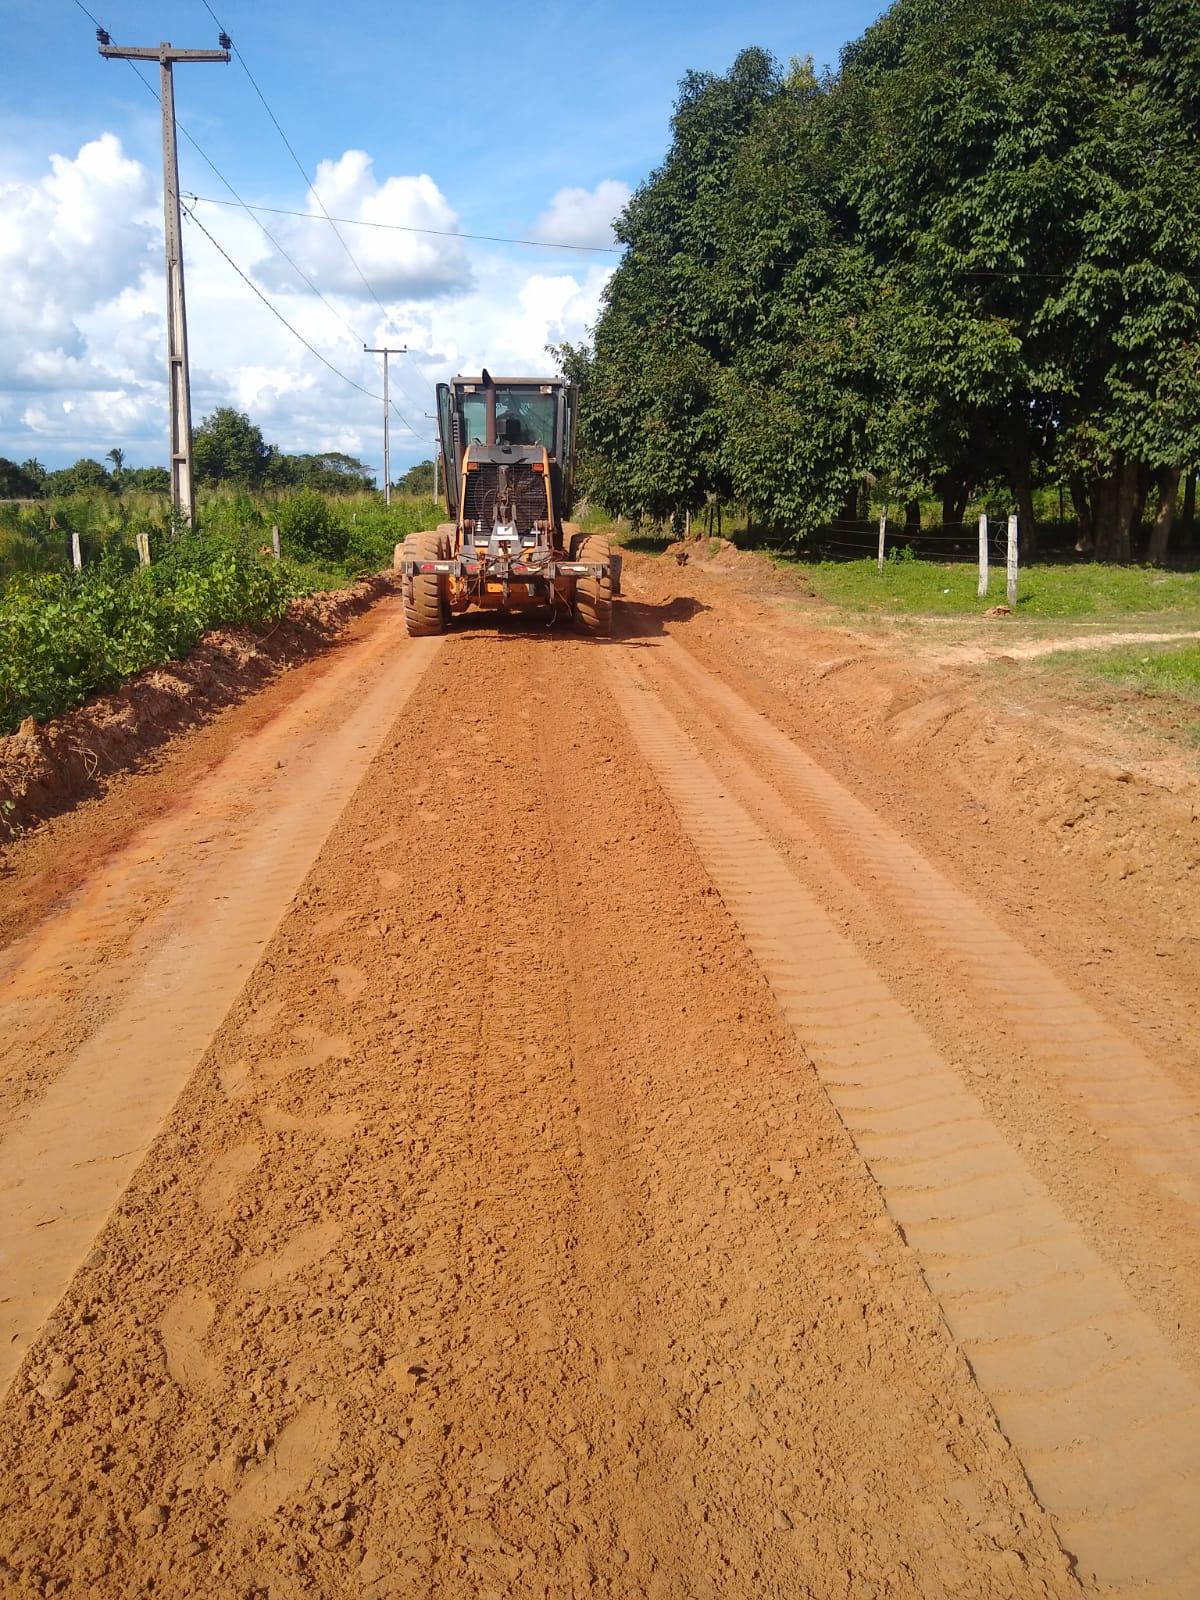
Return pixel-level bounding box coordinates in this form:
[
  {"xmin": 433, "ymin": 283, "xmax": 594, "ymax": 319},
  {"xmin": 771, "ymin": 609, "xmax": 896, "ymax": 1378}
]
[{"xmin": 99, "ymin": 45, "xmax": 231, "ymax": 62}]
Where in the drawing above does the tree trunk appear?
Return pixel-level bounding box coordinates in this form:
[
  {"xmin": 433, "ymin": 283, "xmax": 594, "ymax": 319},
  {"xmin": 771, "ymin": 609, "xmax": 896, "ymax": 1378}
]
[
  {"xmin": 939, "ymin": 474, "xmax": 971, "ymax": 528},
  {"xmin": 1009, "ymin": 461, "xmax": 1038, "ymax": 563},
  {"xmin": 1069, "ymin": 474, "xmax": 1093, "ymax": 553},
  {"xmin": 1180, "ymin": 468, "xmax": 1196, "ymax": 553},
  {"xmin": 904, "ymin": 499, "xmax": 921, "ymax": 538},
  {"xmin": 1093, "ymin": 470, "xmax": 1120, "ymax": 562},
  {"xmin": 1092, "ymin": 458, "xmax": 1142, "ymax": 563},
  {"xmin": 1118, "ymin": 461, "xmax": 1142, "ymax": 563},
  {"xmin": 1147, "ymin": 466, "xmax": 1181, "ymax": 566},
  {"xmin": 838, "ymin": 492, "xmax": 859, "ymax": 527}
]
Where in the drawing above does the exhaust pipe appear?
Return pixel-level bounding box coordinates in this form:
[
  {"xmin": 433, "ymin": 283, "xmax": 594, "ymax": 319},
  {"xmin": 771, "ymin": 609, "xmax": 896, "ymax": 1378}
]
[{"xmin": 482, "ymin": 367, "xmax": 497, "ymax": 448}]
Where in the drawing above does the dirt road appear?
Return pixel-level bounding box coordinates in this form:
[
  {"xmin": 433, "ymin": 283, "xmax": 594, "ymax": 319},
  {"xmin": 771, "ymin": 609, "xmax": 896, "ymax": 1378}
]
[{"xmin": 0, "ymin": 569, "xmax": 1197, "ymax": 1598}]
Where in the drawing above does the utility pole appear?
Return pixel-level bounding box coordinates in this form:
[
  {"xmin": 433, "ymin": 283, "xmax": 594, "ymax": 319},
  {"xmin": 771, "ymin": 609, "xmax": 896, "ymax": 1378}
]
[
  {"xmin": 97, "ymin": 30, "xmax": 230, "ymax": 529},
  {"xmin": 364, "ymin": 346, "xmax": 407, "ymax": 504}
]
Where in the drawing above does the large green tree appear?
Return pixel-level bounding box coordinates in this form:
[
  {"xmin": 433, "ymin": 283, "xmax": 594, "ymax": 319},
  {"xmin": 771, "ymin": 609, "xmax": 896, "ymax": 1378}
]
[
  {"xmin": 192, "ymin": 407, "xmax": 274, "ymax": 487},
  {"xmin": 576, "ymin": 3, "xmax": 1200, "ymax": 560},
  {"xmin": 0, "ymin": 459, "xmax": 46, "ymax": 499},
  {"xmin": 565, "ymin": 48, "xmax": 781, "ymax": 524},
  {"xmin": 44, "ymin": 458, "xmax": 112, "ymax": 496},
  {"xmin": 837, "ymin": 0, "xmax": 1200, "ymax": 559},
  {"xmin": 394, "ymin": 459, "xmax": 435, "ymax": 496}
]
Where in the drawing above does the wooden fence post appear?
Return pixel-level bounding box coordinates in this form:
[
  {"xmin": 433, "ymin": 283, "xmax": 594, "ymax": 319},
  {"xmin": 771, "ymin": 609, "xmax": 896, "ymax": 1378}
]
[
  {"xmin": 977, "ymin": 513, "xmax": 989, "ymax": 597},
  {"xmin": 271, "ymin": 524, "xmax": 281, "ymax": 561},
  {"xmin": 877, "ymin": 511, "xmax": 887, "ymax": 573},
  {"xmin": 1007, "ymin": 514, "xmax": 1019, "ymax": 607},
  {"xmin": 70, "ymin": 532, "xmax": 81, "ymax": 571},
  {"xmin": 135, "ymin": 531, "xmax": 150, "ymax": 566}
]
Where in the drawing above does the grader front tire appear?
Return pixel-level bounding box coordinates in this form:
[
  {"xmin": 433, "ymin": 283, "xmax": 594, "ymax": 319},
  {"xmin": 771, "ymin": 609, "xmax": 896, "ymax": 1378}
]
[
  {"xmin": 403, "ymin": 530, "xmax": 448, "ymax": 637},
  {"xmin": 574, "ymin": 535, "xmax": 613, "ymax": 638}
]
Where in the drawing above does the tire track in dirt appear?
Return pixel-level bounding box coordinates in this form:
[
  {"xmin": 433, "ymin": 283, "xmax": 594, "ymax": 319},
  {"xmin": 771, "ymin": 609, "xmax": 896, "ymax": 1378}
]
[
  {"xmin": 0, "ymin": 612, "xmax": 441, "ymax": 1390},
  {"xmin": 606, "ymin": 641, "xmax": 1200, "ymax": 1597},
  {"xmin": 651, "ymin": 635, "xmax": 1200, "ymax": 1219},
  {"xmin": 629, "ymin": 630, "xmax": 1200, "ymax": 1366},
  {"xmin": 0, "ymin": 617, "xmax": 1076, "ymax": 1599}
]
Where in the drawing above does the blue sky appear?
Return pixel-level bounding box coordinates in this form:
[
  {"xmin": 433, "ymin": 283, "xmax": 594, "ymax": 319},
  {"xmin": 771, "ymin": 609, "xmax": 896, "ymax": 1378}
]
[{"xmin": 0, "ymin": 0, "xmax": 885, "ymax": 475}]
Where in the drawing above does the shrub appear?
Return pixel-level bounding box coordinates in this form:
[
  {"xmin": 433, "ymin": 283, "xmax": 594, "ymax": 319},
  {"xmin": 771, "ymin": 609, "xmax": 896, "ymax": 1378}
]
[
  {"xmin": 276, "ymin": 489, "xmax": 347, "ymax": 565},
  {"xmin": 0, "ymin": 535, "xmax": 291, "ymax": 733}
]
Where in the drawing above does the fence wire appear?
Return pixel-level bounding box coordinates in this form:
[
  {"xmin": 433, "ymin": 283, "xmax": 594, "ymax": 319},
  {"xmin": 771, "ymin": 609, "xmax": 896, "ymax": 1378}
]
[{"xmin": 759, "ymin": 519, "xmax": 1014, "ymax": 563}]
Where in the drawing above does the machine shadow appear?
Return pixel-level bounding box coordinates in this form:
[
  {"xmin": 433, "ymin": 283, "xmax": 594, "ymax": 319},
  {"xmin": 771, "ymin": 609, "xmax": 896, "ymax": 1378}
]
[{"xmin": 441, "ymin": 592, "xmax": 710, "ymax": 645}]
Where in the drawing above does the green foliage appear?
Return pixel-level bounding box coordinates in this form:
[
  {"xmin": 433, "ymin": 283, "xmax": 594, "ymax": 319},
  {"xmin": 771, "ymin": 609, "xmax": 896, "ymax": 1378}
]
[
  {"xmin": 576, "ymin": 7, "xmax": 1200, "ymax": 560},
  {"xmin": 0, "ymin": 458, "xmax": 46, "ymax": 499},
  {"xmin": 193, "ymin": 407, "xmax": 273, "ymax": 488},
  {"xmin": 0, "ymin": 486, "xmax": 443, "ymax": 732},
  {"xmin": 395, "ymin": 459, "xmax": 435, "ymax": 496},
  {"xmin": 277, "ymin": 489, "xmax": 345, "ymax": 565},
  {"xmin": 1091, "ymin": 643, "xmax": 1200, "ymax": 702},
  {"xmin": 193, "ymin": 408, "xmax": 375, "ymax": 493},
  {"xmin": 124, "ymin": 466, "xmax": 170, "ymax": 493},
  {"xmin": 45, "ymin": 458, "xmax": 113, "ymax": 496},
  {"xmin": 266, "ymin": 451, "xmax": 375, "ymax": 493},
  {"xmin": 0, "ymin": 535, "xmax": 292, "ymax": 733}
]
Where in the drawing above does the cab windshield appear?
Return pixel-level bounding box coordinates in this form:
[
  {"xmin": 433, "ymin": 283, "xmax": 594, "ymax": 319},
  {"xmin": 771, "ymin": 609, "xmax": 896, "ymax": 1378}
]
[
  {"xmin": 456, "ymin": 384, "xmax": 558, "ymax": 451},
  {"xmin": 495, "ymin": 388, "xmax": 555, "ymax": 450}
]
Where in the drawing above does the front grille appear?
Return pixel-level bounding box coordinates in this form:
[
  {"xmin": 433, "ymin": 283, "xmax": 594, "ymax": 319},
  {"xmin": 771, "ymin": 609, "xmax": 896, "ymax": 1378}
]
[{"xmin": 464, "ymin": 464, "xmax": 546, "ymax": 534}]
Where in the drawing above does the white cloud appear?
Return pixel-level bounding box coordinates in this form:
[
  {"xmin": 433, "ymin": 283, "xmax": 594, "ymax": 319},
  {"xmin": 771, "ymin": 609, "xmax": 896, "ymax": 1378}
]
[
  {"xmin": 0, "ymin": 135, "xmax": 616, "ymax": 475},
  {"xmin": 253, "ymin": 150, "xmax": 471, "ymax": 302},
  {"xmin": 534, "ymin": 179, "xmax": 631, "ymax": 248},
  {"xmin": 0, "ymin": 132, "xmax": 157, "ymax": 385}
]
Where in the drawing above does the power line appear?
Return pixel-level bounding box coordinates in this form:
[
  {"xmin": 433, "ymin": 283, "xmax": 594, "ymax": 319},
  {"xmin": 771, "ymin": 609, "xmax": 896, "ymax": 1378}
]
[
  {"xmin": 74, "ymin": 2, "xmax": 374, "ymax": 345},
  {"xmin": 75, "ymin": 0, "xmax": 419, "ymax": 439},
  {"xmin": 181, "ymin": 192, "xmax": 624, "ymax": 255},
  {"xmin": 184, "ymin": 204, "xmax": 426, "ymax": 446},
  {"xmin": 193, "ymin": 0, "xmax": 426, "ymax": 410},
  {"xmin": 183, "ymin": 203, "xmax": 399, "ymax": 410},
  {"xmin": 181, "ymin": 204, "xmax": 421, "ymax": 446}
]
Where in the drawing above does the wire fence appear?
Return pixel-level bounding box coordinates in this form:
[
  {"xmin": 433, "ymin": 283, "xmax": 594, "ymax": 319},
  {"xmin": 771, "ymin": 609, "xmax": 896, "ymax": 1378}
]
[{"xmin": 757, "ymin": 518, "xmax": 1012, "ymax": 564}]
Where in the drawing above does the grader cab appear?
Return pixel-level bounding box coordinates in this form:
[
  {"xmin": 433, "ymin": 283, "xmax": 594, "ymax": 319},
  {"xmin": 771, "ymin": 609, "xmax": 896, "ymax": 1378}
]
[{"xmin": 395, "ymin": 370, "xmax": 613, "ymax": 636}]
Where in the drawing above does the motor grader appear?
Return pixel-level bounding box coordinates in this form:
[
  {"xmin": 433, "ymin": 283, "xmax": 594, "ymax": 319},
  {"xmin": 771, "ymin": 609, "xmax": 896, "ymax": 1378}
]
[{"xmin": 395, "ymin": 371, "xmax": 613, "ymax": 636}]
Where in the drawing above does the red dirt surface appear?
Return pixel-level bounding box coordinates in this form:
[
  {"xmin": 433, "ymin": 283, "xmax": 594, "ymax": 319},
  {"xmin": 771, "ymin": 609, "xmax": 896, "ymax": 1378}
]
[{"xmin": 0, "ymin": 556, "xmax": 1197, "ymax": 1597}]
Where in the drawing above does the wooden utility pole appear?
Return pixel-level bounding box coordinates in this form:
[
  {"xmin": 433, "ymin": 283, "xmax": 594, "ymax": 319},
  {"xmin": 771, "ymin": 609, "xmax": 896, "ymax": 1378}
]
[
  {"xmin": 97, "ymin": 30, "xmax": 231, "ymax": 528},
  {"xmin": 365, "ymin": 346, "xmax": 407, "ymax": 504}
]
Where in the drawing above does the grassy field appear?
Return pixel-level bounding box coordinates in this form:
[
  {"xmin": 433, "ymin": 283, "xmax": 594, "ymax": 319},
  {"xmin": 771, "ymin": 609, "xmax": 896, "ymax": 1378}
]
[
  {"xmin": 794, "ymin": 556, "xmax": 1200, "ymax": 620},
  {"xmin": 1087, "ymin": 643, "xmax": 1200, "ymax": 701}
]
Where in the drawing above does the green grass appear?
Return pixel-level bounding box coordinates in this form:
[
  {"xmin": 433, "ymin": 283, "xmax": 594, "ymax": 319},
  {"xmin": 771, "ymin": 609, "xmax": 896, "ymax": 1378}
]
[
  {"xmin": 1088, "ymin": 643, "xmax": 1200, "ymax": 702},
  {"xmin": 794, "ymin": 556, "xmax": 1200, "ymax": 619}
]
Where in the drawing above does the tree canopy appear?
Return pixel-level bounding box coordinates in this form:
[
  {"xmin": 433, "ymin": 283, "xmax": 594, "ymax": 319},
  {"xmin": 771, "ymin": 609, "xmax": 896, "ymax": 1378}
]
[
  {"xmin": 570, "ymin": 1, "xmax": 1200, "ymax": 560},
  {"xmin": 395, "ymin": 459, "xmax": 436, "ymax": 496}
]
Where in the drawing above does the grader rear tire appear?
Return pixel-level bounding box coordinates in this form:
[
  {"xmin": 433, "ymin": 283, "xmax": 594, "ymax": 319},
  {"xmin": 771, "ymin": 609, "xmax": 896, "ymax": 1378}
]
[
  {"xmin": 403, "ymin": 530, "xmax": 447, "ymax": 637},
  {"xmin": 573, "ymin": 534, "xmax": 613, "ymax": 637}
]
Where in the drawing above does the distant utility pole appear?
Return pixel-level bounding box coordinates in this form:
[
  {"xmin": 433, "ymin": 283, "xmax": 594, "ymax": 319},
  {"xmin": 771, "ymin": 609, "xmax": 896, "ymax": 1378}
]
[
  {"xmin": 364, "ymin": 346, "xmax": 407, "ymax": 504},
  {"xmin": 97, "ymin": 29, "xmax": 231, "ymax": 528}
]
